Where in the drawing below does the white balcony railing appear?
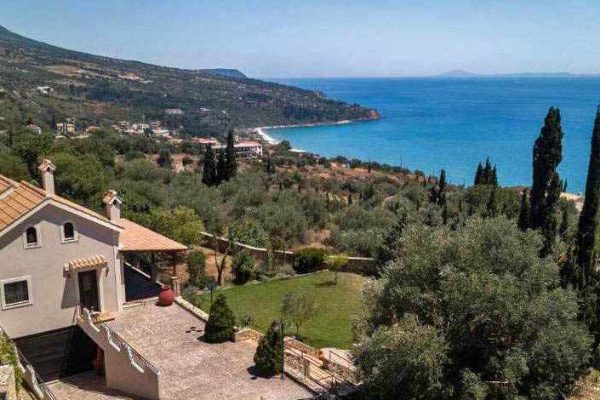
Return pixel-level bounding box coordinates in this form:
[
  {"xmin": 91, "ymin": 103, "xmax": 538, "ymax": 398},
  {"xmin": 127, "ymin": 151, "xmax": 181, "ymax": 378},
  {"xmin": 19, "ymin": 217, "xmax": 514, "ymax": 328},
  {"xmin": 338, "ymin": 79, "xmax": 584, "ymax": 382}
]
[{"xmin": 79, "ymin": 308, "xmax": 159, "ymax": 375}]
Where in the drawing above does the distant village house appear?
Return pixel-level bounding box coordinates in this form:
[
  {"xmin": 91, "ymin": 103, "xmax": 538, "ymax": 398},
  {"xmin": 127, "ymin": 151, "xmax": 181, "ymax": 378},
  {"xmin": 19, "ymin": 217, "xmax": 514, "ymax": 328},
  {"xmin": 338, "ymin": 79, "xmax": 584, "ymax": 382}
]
[
  {"xmin": 26, "ymin": 124, "xmax": 42, "ymax": 135},
  {"xmin": 192, "ymin": 137, "xmax": 220, "ymax": 149},
  {"xmin": 214, "ymin": 140, "xmax": 263, "ymax": 158},
  {"xmin": 165, "ymin": 108, "xmax": 184, "ymax": 115},
  {"xmin": 56, "ymin": 122, "xmax": 76, "ymax": 136}
]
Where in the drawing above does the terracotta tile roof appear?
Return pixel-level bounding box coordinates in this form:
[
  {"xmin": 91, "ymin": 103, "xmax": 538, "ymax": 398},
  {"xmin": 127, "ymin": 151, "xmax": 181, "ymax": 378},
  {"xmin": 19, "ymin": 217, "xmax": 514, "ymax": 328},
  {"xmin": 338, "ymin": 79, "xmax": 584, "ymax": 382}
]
[
  {"xmin": 120, "ymin": 218, "xmax": 187, "ymax": 252},
  {"xmin": 68, "ymin": 255, "xmax": 108, "ymax": 270},
  {"xmin": 235, "ymin": 141, "xmax": 262, "ymax": 147},
  {"xmin": 51, "ymin": 193, "xmax": 116, "ymax": 226},
  {"xmin": 0, "ymin": 179, "xmax": 48, "ymax": 231},
  {"xmin": 0, "ymin": 174, "xmax": 120, "ymax": 235},
  {"xmin": 0, "ymin": 175, "xmax": 16, "ymax": 195}
]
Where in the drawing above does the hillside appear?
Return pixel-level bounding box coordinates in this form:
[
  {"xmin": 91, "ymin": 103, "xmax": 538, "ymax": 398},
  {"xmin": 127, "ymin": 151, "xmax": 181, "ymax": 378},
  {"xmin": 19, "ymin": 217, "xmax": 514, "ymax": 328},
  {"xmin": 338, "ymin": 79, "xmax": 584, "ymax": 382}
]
[{"xmin": 0, "ymin": 25, "xmax": 377, "ymax": 136}]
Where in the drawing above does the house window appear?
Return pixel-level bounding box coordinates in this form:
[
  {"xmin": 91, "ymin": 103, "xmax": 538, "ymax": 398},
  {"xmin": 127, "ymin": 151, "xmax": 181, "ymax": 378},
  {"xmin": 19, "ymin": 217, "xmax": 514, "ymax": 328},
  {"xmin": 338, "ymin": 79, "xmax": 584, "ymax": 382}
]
[
  {"xmin": 62, "ymin": 222, "xmax": 77, "ymax": 242},
  {"xmin": 25, "ymin": 226, "xmax": 39, "ymax": 247},
  {"xmin": 1, "ymin": 277, "xmax": 32, "ymax": 309}
]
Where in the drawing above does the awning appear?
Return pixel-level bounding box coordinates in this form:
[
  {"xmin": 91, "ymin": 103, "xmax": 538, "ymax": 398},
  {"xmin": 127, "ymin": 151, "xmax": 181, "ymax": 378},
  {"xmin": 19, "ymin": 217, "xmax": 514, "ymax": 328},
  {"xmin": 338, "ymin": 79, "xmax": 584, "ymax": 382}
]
[
  {"xmin": 119, "ymin": 218, "xmax": 188, "ymax": 252},
  {"xmin": 68, "ymin": 255, "xmax": 108, "ymax": 271}
]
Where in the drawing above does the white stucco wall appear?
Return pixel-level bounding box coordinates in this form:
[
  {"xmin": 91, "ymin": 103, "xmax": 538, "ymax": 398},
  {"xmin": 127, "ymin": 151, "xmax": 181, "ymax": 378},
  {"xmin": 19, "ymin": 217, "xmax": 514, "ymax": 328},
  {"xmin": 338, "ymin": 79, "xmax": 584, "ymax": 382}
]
[{"xmin": 0, "ymin": 203, "xmax": 123, "ymax": 338}]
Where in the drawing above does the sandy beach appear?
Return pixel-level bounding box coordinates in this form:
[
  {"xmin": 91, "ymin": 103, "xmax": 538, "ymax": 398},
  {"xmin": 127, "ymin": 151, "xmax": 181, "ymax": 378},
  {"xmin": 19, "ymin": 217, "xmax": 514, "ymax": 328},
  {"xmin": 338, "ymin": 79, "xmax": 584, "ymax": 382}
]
[
  {"xmin": 253, "ymin": 119, "xmax": 354, "ymax": 150},
  {"xmin": 253, "ymin": 127, "xmax": 280, "ymax": 145}
]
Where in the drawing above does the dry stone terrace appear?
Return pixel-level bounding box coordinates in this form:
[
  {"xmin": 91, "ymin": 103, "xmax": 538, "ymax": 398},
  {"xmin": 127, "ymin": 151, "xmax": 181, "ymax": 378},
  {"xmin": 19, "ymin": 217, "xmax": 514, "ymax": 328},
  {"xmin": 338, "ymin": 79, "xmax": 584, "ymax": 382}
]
[{"xmin": 102, "ymin": 301, "xmax": 312, "ymax": 400}]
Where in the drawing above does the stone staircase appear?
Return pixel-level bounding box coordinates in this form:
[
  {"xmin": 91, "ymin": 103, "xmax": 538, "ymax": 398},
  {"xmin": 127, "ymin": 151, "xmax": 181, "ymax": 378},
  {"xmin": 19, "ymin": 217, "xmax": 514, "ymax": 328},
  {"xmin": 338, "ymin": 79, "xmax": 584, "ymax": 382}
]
[
  {"xmin": 77, "ymin": 308, "xmax": 160, "ymax": 400},
  {"xmin": 283, "ymin": 339, "xmax": 358, "ymax": 396}
]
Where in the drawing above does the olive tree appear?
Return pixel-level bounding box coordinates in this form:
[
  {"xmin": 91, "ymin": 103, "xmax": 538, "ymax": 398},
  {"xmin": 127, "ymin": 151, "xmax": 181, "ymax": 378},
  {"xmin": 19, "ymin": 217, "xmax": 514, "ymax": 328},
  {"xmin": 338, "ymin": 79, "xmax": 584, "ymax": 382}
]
[{"xmin": 355, "ymin": 217, "xmax": 592, "ymax": 400}]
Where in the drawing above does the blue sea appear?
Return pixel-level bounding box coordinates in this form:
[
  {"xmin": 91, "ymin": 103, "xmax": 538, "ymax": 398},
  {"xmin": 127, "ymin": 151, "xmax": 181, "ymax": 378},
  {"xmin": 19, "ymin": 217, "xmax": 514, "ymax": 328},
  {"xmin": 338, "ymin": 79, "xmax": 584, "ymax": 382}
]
[{"xmin": 269, "ymin": 77, "xmax": 600, "ymax": 193}]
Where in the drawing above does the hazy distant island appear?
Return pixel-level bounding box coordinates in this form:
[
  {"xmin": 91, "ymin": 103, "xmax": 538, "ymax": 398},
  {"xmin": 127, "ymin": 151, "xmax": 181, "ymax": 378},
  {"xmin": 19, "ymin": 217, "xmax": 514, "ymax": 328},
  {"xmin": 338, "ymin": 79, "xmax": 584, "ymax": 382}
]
[{"xmin": 437, "ymin": 69, "xmax": 600, "ymax": 78}]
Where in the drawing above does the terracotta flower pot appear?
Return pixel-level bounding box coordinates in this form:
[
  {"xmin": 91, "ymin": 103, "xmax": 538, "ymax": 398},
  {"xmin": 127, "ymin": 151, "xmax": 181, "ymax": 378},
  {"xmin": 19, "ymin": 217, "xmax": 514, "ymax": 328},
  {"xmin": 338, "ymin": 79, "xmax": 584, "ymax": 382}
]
[{"xmin": 158, "ymin": 285, "xmax": 175, "ymax": 306}]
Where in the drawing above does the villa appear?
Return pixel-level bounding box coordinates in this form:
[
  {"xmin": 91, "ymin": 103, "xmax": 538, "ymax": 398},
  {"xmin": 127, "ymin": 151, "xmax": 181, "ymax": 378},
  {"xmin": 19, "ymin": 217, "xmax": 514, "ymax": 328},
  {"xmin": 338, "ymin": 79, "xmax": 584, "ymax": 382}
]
[
  {"xmin": 191, "ymin": 137, "xmax": 220, "ymax": 149},
  {"xmin": 55, "ymin": 122, "xmax": 76, "ymax": 136},
  {"xmin": 0, "ymin": 160, "xmax": 312, "ymax": 400},
  {"xmin": 214, "ymin": 141, "xmax": 263, "ymax": 158}
]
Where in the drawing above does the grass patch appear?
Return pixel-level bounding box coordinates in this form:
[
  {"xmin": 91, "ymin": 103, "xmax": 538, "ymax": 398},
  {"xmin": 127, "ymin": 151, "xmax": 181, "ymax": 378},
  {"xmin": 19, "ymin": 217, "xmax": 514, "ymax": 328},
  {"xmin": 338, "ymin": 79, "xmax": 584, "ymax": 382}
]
[{"xmin": 190, "ymin": 271, "xmax": 367, "ymax": 349}]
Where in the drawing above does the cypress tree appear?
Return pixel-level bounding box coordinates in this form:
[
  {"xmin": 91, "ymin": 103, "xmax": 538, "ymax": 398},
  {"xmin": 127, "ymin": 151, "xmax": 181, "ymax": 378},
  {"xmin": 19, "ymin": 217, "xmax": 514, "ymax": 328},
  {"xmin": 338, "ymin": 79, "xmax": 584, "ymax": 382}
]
[
  {"xmin": 560, "ymin": 246, "xmax": 580, "ymax": 289},
  {"xmin": 530, "ymin": 107, "xmax": 564, "ymax": 230},
  {"xmin": 204, "ymin": 294, "xmax": 235, "ymax": 343},
  {"xmin": 254, "ymin": 321, "xmax": 284, "ymax": 376},
  {"xmin": 576, "ymin": 107, "xmax": 600, "ymax": 287},
  {"xmin": 483, "ymin": 158, "xmax": 492, "ymax": 184},
  {"xmin": 216, "ymin": 149, "xmax": 226, "ymax": 185},
  {"xmin": 540, "ymin": 174, "xmax": 562, "ymax": 257},
  {"xmin": 559, "ymin": 209, "xmax": 569, "ymax": 240},
  {"xmin": 429, "ymin": 185, "xmax": 439, "ymax": 204},
  {"xmin": 474, "ymin": 163, "xmax": 483, "ymax": 185},
  {"xmin": 265, "ymin": 157, "xmax": 274, "ymax": 174},
  {"xmin": 224, "ymin": 130, "xmax": 237, "ymax": 180},
  {"xmin": 486, "ymin": 187, "xmax": 499, "ymax": 218},
  {"xmin": 474, "ymin": 159, "xmax": 498, "ymax": 186},
  {"xmin": 202, "ymin": 146, "xmax": 217, "ymax": 186},
  {"xmin": 438, "ymin": 169, "xmax": 447, "ymax": 207},
  {"xmin": 518, "ymin": 189, "xmax": 530, "ymax": 231}
]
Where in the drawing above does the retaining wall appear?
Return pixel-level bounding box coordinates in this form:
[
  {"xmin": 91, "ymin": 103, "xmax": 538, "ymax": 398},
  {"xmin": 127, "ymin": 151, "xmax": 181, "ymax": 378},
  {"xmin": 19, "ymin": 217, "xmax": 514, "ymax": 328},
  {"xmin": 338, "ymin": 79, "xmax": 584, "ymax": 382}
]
[{"xmin": 199, "ymin": 232, "xmax": 377, "ymax": 275}]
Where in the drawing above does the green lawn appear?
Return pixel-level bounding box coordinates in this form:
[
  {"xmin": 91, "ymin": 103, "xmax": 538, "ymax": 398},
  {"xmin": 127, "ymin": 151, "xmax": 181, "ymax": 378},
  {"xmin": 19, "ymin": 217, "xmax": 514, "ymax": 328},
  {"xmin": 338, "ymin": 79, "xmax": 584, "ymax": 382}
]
[{"xmin": 191, "ymin": 271, "xmax": 367, "ymax": 349}]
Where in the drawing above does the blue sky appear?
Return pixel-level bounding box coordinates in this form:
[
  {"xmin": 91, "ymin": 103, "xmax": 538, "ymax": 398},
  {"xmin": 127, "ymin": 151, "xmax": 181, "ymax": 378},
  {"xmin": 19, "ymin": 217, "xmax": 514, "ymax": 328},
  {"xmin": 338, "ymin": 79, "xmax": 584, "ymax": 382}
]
[{"xmin": 1, "ymin": 0, "xmax": 599, "ymax": 78}]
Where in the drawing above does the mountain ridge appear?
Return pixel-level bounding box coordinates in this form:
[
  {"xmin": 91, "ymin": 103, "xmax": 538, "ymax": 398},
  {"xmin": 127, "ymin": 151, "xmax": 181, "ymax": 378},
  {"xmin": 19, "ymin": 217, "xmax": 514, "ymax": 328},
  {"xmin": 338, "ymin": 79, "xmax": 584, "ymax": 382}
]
[{"xmin": 0, "ymin": 25, "xmax": 376, "ymax": 136}]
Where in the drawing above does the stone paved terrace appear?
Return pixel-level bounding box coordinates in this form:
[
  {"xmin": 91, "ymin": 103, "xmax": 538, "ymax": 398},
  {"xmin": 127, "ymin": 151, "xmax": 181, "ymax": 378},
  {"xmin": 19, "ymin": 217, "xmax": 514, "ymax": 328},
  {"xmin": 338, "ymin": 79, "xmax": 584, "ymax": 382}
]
[
  {"xmin": 47, "ymin": 373, "xmax": 141, "ymax": 400},
  {"xmin": 104, "ymin": 301, "xmax": 313, "ymax": 400}
]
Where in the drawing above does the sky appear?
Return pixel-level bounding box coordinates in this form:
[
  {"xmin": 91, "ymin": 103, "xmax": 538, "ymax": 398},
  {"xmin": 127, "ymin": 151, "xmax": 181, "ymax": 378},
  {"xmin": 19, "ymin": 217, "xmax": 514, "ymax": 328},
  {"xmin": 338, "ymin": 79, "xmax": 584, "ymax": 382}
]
[{"xmin": 1, "ymin": 0, "xmax": 599, "ymax": 78}]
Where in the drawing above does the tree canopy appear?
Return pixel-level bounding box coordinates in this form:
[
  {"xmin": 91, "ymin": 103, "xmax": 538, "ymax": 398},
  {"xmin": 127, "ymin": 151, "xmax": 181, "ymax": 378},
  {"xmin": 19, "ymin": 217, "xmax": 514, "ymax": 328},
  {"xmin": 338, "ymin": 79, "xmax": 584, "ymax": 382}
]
[{"xmin": 356, "ymin": 217, "xmax": 592, "ymax": 400}]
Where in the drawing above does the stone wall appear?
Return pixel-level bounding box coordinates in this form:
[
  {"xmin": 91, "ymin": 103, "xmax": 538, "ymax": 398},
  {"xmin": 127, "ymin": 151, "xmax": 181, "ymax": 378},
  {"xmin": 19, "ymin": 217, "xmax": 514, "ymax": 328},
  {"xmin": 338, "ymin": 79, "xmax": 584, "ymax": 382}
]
[
  {"xmin": 233, "ymin": 328, "xmax": 264, "ymax": 343},
  {"xmin": 322, "ymin": 358, "xmax": 360, "ymax": 385},
  {"xmin": 284, "ymin": 338, "xmax": 320, "ymax": 359},
  {"xmin": 174, "ymin": 297, "xmax": 209, "ymax": 322},
  {"xmin": 200, "ymin": 231, "xmax": 377, "ymax": 275}
]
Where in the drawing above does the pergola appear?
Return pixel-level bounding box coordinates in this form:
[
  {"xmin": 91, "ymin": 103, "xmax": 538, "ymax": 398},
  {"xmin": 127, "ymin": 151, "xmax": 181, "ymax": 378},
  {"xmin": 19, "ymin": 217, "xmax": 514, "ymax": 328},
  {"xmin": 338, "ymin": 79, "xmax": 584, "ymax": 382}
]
[{"xmin": 119, "ymin": 218, "xmax": 188, "ymax": 294}]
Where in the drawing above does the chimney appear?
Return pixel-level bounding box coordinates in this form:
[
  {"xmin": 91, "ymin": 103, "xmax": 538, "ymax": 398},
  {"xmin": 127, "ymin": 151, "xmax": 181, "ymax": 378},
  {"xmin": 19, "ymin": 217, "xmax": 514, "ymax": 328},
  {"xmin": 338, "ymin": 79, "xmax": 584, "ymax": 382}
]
[
  {"xmin": 38, "ymin": 159, "xmax": 56, "ymax": 195},
  {"xmin": 102, "ymin": 190, "xmax": 122, "ymax": 224}
]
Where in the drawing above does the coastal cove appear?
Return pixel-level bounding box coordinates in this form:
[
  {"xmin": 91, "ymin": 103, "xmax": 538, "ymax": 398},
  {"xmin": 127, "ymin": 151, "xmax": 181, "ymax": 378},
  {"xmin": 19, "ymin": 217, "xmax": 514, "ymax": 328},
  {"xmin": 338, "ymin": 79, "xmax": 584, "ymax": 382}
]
[{"xmin": 267, "ymin": 77, "xmax": 600, "ymax": 193}]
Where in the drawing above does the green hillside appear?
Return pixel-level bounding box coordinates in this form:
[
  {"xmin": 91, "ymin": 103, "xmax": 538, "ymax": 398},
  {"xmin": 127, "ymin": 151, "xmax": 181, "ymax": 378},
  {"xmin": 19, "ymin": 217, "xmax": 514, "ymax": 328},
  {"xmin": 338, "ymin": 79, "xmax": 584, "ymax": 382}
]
[{"xmin": 0, "ymin": 25, "xmax": 377, "ymax": 136}]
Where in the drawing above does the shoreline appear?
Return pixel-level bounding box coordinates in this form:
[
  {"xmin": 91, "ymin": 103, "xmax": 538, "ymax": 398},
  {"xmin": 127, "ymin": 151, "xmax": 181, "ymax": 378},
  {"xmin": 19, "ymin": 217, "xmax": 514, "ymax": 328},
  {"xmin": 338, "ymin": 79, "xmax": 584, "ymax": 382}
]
[
  {"xmin": 252, "ymin": 117, "xmax": 374, "ymax": 148},
  {"xmin": 253, "ymin": 124, "xmax": 586, "ymax": 206}
]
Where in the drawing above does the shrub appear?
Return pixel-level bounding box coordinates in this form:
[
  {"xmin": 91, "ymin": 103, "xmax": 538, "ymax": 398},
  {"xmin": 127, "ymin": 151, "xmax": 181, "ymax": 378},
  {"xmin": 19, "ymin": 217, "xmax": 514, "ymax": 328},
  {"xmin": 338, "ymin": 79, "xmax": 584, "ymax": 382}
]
[
  {"xmin": 239, "ymin": 312, "xmax": 255, "ymax": 328},
  {"xmin": 204, "ymin": 294, "xmax": 235, "ymax": 343},
  {"xmin": 187, "ymin": 250, "xmax": 206, "ymax": 286},
  {"xmin": 293, "ymin": 248, "xmax": 328, "ymax": 274},
  {"xmin": 157, "ymin": 148, "xmax": 172, "ymax": 168},
  {"xmin": 232, "ymin": 251, "xmax": 255, "ymax": 285},
  {"xmin": 0, "ymin": 332, "xmax": 22, "ymax": 390},
  {"xmin": 182, "ymin": 155, "xmax": 194, "ymax": 166},
  {"xmin": 195, "ymin": 275, "xmax": 216, "ymax": 289},
  {"xmin": 254, "ymin": 321, "xmax": 284, "ymax": 376}
]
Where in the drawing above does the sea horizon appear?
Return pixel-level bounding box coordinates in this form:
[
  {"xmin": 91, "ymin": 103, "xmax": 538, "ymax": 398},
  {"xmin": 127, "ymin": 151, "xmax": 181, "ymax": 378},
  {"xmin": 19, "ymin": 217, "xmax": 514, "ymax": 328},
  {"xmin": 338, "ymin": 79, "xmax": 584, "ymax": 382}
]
[{"xmin": 267, "ymin": 76, "xmax": 600, "ymax": 193}]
